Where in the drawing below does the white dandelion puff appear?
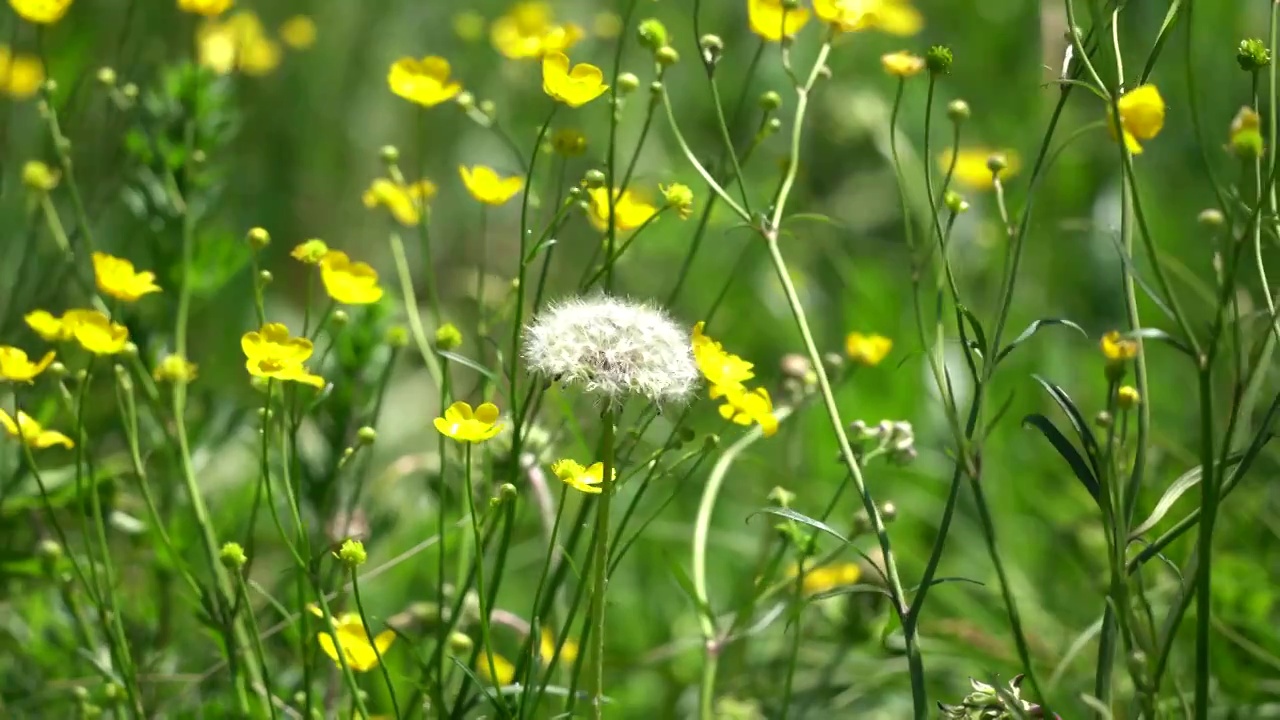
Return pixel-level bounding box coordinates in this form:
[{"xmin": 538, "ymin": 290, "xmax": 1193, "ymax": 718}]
[{"xmin": 523, "ymin": 295, "xmax": 699, "ymax": 405}]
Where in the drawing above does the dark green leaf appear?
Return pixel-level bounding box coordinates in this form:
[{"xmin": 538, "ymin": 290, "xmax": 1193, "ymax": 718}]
[
  {"xmin": 1023, "ymin": 413, "xmax": 1101, "ymax": 503},
  {"xmin": 1032, "ymin": 375, "xmax": 1102, "ymax": 478}
]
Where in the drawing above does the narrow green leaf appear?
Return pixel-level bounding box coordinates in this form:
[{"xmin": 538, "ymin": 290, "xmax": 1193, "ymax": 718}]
[
  {"xmin": 666, "ymin": 558, "xmax": 717, "ymax": 628},
  {"xmin": 1023, "ymin": 413, "xmax": 1101, "ymax": 503},
  {"xmin": 995, "ymin": 318, "xmax": 1086, "ymax": 364},
  {"xmin": 748, "ymin": 506, "xmax": 849, "ymax": 544},
  {"xmin": 1032, "ymin": 375, "xmax": 1102, "ymax": 478},
  {"xmin": 438, "ymin": 350, "xmax": 499, "ymax": 380}
]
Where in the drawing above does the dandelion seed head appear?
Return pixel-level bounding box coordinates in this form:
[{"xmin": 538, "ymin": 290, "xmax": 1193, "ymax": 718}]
[{"xmin": 523, "ymin": 295, "xmax": 698, "ymax": 404}]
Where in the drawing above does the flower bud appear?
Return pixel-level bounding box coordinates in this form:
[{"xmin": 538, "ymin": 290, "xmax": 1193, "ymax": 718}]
[
  {"xmin": 379, "ymin": 144, "xmax": 399, "ymax": 164},
  {"xmin": 552, "ymin": 128, "xmax": 587, "ymax": 157},
  {"xmin": 258, "ymin": 270, "xmax": 273, "ymax": 286},
  {"xmin": 656, "ymin": 46, "xmax": 680, "ymax": 67},
  {"xmin": 617, "ymin": 72, "xmax": 640, "ymax": 94},
  {"xmin": 330, "ymin": 310, "xmax": 349, "ymax": 329},
  {"xmin": 926, "ymin": 45, "xmax": 953, "ymax": 75},
  {"xmin": 1230, "ymin": 106, "xmax": 1264, "ymax": 159},
  {"xmin": 946, "ymin": 99, "xmax": 970, "ymax": 123},
  {"xmin": 386, "ymin": 326, "xmax": 409, "ymax": 348},
  {"xmin": 766, "ymin": 117, "xmax": 783, "ymax": 134},
  {"xmin": 1094, "ymin": 410, "xmax": 1112, "ymax": 429},
  {"xmin": 499, "ymin": 483, "xmax": 518, "ymax": 501},
  {"xmin": 478, "ymin": 99, "xmax": 497, "ymax": 118},
  {"xmin": 97, "ymin": 67, "xmax": 117, "ymax": 86},
  {"xmin": 220, "ymin": 542, "xmax": 248, "ymax": 570},
  {"xmin": 767, "ymin": 485, "xmax": 796, "ymax": 507},
  {"xmin": 455, "ymin": 91, "xmax": 475, "ymax": 112},
  {"xmin": 986, "ymin": 152, "xmax": 1009, "ymax": 175},
  {"xmin": 760, "ymin": 90, "xmax": 782, "ymax": 112},
  {"xmin": 700, "ymin": 34, "xmax": 724, "ymax": 66},
  {"xmin": 944, "ymin": 190, "xmax": 969, "ymax": 214},
  {"xmin": 1198, "ymin": 208, "xmax": 1224, "ymax": 227},
  {"xmin": 121, "ymin": 83, "xmax": 138, "ymax": 100},
  {"xmin": 356, "ymin": 426, "xmax": 377, "ymax": 445},
  {"xmin": 1237, "ymin": 38, "xmax": 1271, "ymax": 71},
  {"xmin": 583, "ymin": 169, "xmax": 607, "ymax": 188},
  {"xmin": 448, "ymin": 631, "xmax": 474, "ymax": 655},
  {"xmin": 247, "ymin": 226, "xmax": 270, "ymax": 250},
  {"xmin": 337, "ymin": 538, "xmax": 368, "ymax": 567},
  {"xmin": 637, "ymin": 18, "xmax": 668, "ymax": 51},
  {"xmin": 1117, "ymin": 385, "xmax": 1140, "ymax": 410}
]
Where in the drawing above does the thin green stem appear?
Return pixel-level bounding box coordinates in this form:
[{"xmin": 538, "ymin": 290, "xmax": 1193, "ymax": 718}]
[
  {"xmin": 463, "ymin": 443, "xmax": 503, "ymax": 712},
  {"xmin": 352, "ymin": 569, "xmax": 400, "ymax": 719},
  {"xmin": 587, "ymin": 406, "xmax": 617, "ymax": 720}
]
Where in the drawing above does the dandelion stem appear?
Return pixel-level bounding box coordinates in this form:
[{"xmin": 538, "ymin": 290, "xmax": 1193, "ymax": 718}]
[{"xmin": 587, "ymin": 406, "xmax": 617, "ymax": 720}]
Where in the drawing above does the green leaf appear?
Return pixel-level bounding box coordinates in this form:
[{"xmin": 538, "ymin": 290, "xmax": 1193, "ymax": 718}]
[
  {"xmin": 957, "ymin": 305, "xmax": 988, "ymax": 360},
  {"xmin": 995, "ymin": 318, "xmax": 1086, "ymax": 364},
  {"xmin": 1032, "ymin": 375, "xmax": 1102, "ymax": 478},
  {"xmin": 1023, "ymin": 414, "xmax": 1101, "ymax": 503},
  {"xmin": 666, "ymin": 557, "xmax": 717, "ymax": 628},
  {"xmin": 1127, "ymin": 327, "xmax": 1195, "ymax": 358},
  {"xmin": 806, "ymin": 583, "xmax": 893, "ymax": 603},
  {"xmin": 748, "ymin": 506, "xmax": 848, "ymax": 544},
  {"xmin": 438, "ymin": 350, "xmax": 498, "ymax": 380}
]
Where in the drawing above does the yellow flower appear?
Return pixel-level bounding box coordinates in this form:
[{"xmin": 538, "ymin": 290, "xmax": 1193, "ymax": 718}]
[
  {"xmin": 92, "ymin": 252, "xmax": 161, "ymax": 303},
  {"xmin": 0, "ymin": 409, "xmax": 73, "ymax": 449},
  {"xmin": 787, "ymin": 562, "xmax": 861, "ymax": 595},
  {"xmin": 279, "ymin": 15, "xmax": 316, "ymax": 49},
  {"xmin": 476, "ymin": 651, "xmax": 515, "ymax": 686},
  {"xmin": 551, "ymin": 458, "xmax": 615, "ymax": 495},
  {"xmin": 0, "ymin": 47, "xmax": 44, "ymax": 99},
  {"xmin": 1100, "ymin": 330, "xmax": 1138, "ymax": 362},
  {"xmin": 1118, "ymin": 385, "xmax": 1140, "ymax": 410},
  {"xmin": 198, "ymin": 12, "xmax": 281, "ymax": 76},
  {"xmin": 433, "ymin": 401, "xmax": 503, "ymax": 443},
  {"xmin": 9, "ymin": 0, "xmax": 72, "ymax": 24},
  {"xmin": 21, "ymin": 161, "xmax": 59, "ymax": 191},
  {"xmin": 154, "ymin": 354, "xmax": 198, "ymax": 384},
  {"xmin": 307, "ymin": 605, "xmax": 395, "ymax": 673},
  {"xmin": 291, "ymin": 239, "xmax": 330, "ymax": 264},
  {"xmin": 939, "ymin": 148, "xmax": 1020, "ymax": 190},
  {"xmin": 362, "ymin": 178, "xmax": 436, "ymax": 226},
  {"xmin": 585, "ymin": 187, "xmax": 657, "ymax": 232},
  {"xmin": 319, "ymin": 250, "xmax": 384, "ymax": 305},
  {"xmin": 64, "ymin": 309, "xmax": 130, "ymax": 355},
  {"xmin": 539, "ymin": 627, "xmax": 579, "ymax": 665},
  {"xmin": 388, "ymin": 56, "xmax": 462, "ymax": 108},
  {"xmin": 881, "ymin": 51, "xmax": 925, "ymax": 78},
  {"xmin": 459, "ymin": 165, "xmax": 524, "ymax": 206},
  {"xmin": 711, "ymin": 384, "xmax": 779, "ymax": 437},
  {"xmin": 542, "ymin": 52, "xmax": 608, "ymax": 108},
  {"xmin": 241, "ymin": 323, "xmax": 324, "ymax": 388},
  {"xmin": 491, "ymin": 2, "xmax": 583, "ymax": 59},
  {"xmin": 813, "ymin": 0, "xmax": 875, "ymax": 32},
  {"xmin": 1112, "ymin": 84, "xmax": 1165, "ymax": 155},
  {"xmin": 747, "ymin": 0, "xmax": 810, "ymax": 42},
  {"xmin": 177, "ymin": 0, "xmax": 232, "ymax": 16},
  {"xmin": 845, "ymin": 332, "xmax": 892, "ymax": 367},
  {"xmin": 0, "ymin": 346, "xmax": 55, "ymax": 382},
  {"xmin": 660, "ymin": 183, "xmax": 694, "ymax": 220},
  {"xmin": 24, "ymin": 310, "xmax": 71, "ymax": 342},
  {"xmin": 691, "ymin": 322, "xmax": 755, "ymax": 389},
  {"xmin": 867, "ymin": 0, "xmax": 922, "ymax": 36}
]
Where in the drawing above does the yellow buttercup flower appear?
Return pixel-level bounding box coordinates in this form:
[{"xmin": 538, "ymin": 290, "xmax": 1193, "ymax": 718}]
[
  {"xmin": 433, "ymin": 401, "xmax": 503, "ymax": 443},
  {"xmin": 845, "ymin": 332, "xmax": 892, "ymax": 367},
  {"xmin": 459, "ymin": 165, "xmax": 524, "ymax": 206},
  {"xmin": 64, "ymin": 309, "xmax": 130, "ymax": 355},
  {"xmin": 867, "ymin": 0, "xmax": 922, "ymax": 36},
  {"xmin": 307, "ymin": 605, "xmax": 395, "ymax": 673},
  {"xmin": 551, "ymin": 458, "xmax": 615, "ymax": 495},
  {"xmin": 476, "ymin": 651, "xmax": 515, "ymax": 686},
  {"xmin": 0, "ymin": 46, "xmax": 44, "ymax": 99},
  {"xmin": 1112, "ymin": 84, "xmax": 1165, "ymax": 155},
  {"xmin": 177, "ymin": 0, "xmax": 231, "ymax": 16},
  {"xmin": 0, "ymin": 346, "xmax": 55, "ymax": 382},
  {"xmin": 813, "ymin": 0, "xmax": 875, "ymax": 32},
  {"xmin": 0, "ymin": 409, "xmax": 73, "ymax": 449},
  {"xmin": 711, "ymin": 384, "xmax": 779, "ymax": 437},
  {"xmin": 660, "ymin": 183, "xmax": 694, "ymax": 220},
  {"xmin": 9, "ymin": 0, "xmax": 71, "ymax": 24},
  {"xmin": 241, "ymin": 323, "xmax": 324, "ymax": 388},
  {"xmin": 787, "ymin": 562, "xmax": 861, "ymax": 596},
  {"xmin": 692, "ymin": 322, "xmax": 755, "ymax": 389},
  {"xmin": 491, "ymin": 2, "xmax": 583, "ymax": 59},
  {"xmin": 881, "ymin": 51, "xmax": 925, "ymax": 78},
  {"xmin": 24, "ymin": 310, "xmax": 71, "ymax": 342},
  {"xmin": 542, "ymin": 52, "xmax": 608, "ymax": 108},
  {"xmin": 92, "ymin": 252, "xmax": 161, "ymax": 303},
  {"xmin": 363, "ymin": 178, "xmax": 436, "ymax": 227},
  {"xmin": 319, "ymin": 251, "xmax": 384, "ymax": 305},
  {"xmin": 154, "ymin": 354, "xmax": 199, "ymax": 384},
  {"xmin": 585, "ymin": 187, "xmax": 657, "ymax": 232},
  {"xmin": 747, "ymin": 0, "xmax": 810, "ymax": 42},
  {"xmin": 539, "ymin": 627, "xmax": 579, "ymax": 664},
  {"xmin": 940, "ymin": 148, "xmax": 1020, "ymax": 190},
  {"xmin": 1100, "ymin": 330, "xmax": 1138, "ymax": 362},
  {"xmin": 198, "ymin": 12, "xmax": 281, "ymax": 76},
  {"xmin": 291, "ymin": 239, "xmax": 330, "ymax": 264},
  {"xmin": 388, "ymin": 56, "xmax": 462, "ymax": 107},
  {"xmin": 279, "ymin": 15, "xmax": 316, "ymax": 50}
]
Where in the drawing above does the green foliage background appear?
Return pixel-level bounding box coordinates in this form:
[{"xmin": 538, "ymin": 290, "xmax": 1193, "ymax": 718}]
[{"xmin": 0, "ymin": 0, "xmax": 1277, "ymax": 718}]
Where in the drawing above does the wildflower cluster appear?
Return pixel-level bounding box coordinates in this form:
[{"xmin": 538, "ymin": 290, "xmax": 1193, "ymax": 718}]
[{"xmin": 693, "ymin": 322, "xmax": 778, "ymax": 437}]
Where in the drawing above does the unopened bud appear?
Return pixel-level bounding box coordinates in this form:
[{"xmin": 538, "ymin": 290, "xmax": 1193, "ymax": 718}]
[
  {"xmin": 96, "ymin": 67, "xmax": 117, "ymax": 86},
  {"xmin": 656, "ymin": 46, "xmax": 679, "ymax": 67},
  {"xmin": 379, "ymin": 145, "xmax": 399, "ymax": 164},
  {"xmin": 617, "ymin": 72, "xmax": 640, "ymax": 94},
  {"xmin": 760, "ymin": 90, "xmax": 782, "ymax": 112},
  {"xmin": 637, "ymin": 18, "xmax": 668, "ymax": 51},
  {"xmin": 220, "ymin": 542, "xmax": 248, "ymax": 570},
  {"xmin": 947, "ymin": 99, "xmax": 970, "ymax": 122},
  {"xmin": 583, "ymin": 169, "xmax": 607, "ymax": 188},
  {"xmin": 247, "ymin": 227, "xmax": 270, "ymax": 250},
  {"xmin": 356, "ymin": 426, "xmax": 377, "ymax": 445},
  {"xmin": 699, "ymin": 34, "xmax": 724, "ymax": 66}
]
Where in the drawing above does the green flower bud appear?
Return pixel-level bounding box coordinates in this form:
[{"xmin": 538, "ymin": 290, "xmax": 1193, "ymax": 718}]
[
  {"xmin": 330, "ymin": 310, "xmax": 350, "ymax": 329},
  {"xmin": 1237, "ymin": 38, "xmax": 1271, "ymax": 71},
  {"xmin": 617, "ymin": 72, "xmax": 640, "ymax": 94},
  {"xmin": 97, "ymin": 67, "xmax": 117, "ymax": 86},
  {"xmin": 944, "ymin": 190, "xmax": 969, "ymax": 214},
  {"xmin": 356, "ymin": 426, "xmax": 377, "ymax": 445},
  {"xmin": 434, "ymin": 322, "xmax": 463, "ymax": 351},
  {"xmin": 759, "ymin": 90, "xmax": 782, "ymax": 112},
  {"xmin": 1197, "ymin": 208, "xmax": 1224, "ymax": 227},
  {"xmin": 386, "ymin": 325, "xmax": 409, "ymax": 348},
  {"xmin": 336, "ymin": 538, "xmax": 367, "ymax": 567},
  {"xmin": 379, "ymin": 145, "xmax": 399, "ymax": 164},
  {"xmin": 946, "ymin": 99, "xmax": 970, "ymax": 123},
  {"xmin": 700, "ymin": 34, "xmax": 724, "ymax": 65},
  {"xmin": 926, "ymin": 45, "xmax": 953, "ymax": 74},
  {"xmin": 247, "ymin": 226, "xmax": 270, "ymax": 250},
  {"xmin": 637, "ymin": 18, "xmax": 668, "ymax": 51},
  {"xmin": 656, "ymin": 46, "xmax": 680, "ymax": 67},
  {"xmin": 583, "ymin": 169, "xmax": 607, "ymax": 188},
  {"xmin": 220, "ymin": 542, "xmax": 248, "ymax": 570}
]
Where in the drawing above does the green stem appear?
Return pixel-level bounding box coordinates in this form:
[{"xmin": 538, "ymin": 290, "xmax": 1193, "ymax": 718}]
[
  {"xmin": 463, "ymin": 443, "xmax": 503, "ymax": 711},
  {"xmin": 588, "ymin": 406, "xmax": 618, "ymax": 719},
  {"xmin": 352, "ymin": 569, "xmax": 400, "ymax": 719}
]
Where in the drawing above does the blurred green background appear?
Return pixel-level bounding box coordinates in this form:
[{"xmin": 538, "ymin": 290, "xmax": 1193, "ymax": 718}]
[{"xmin": 1, "ymin": 0, "xmax": 1278, "ymax": 717}]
